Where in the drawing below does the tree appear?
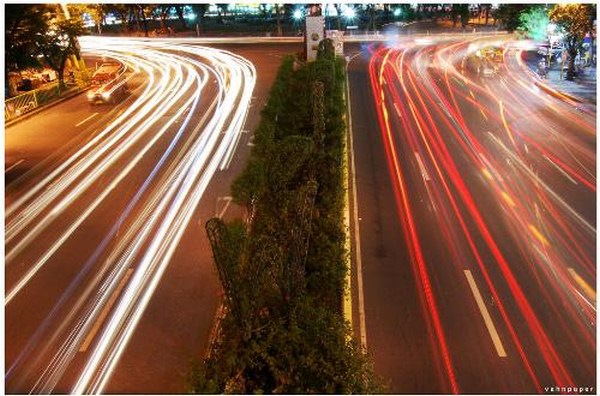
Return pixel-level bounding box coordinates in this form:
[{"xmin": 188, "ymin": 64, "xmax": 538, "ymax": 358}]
[
  {"xmin": 5, "ymin": 4, "xmax": 51, "ymax": 73},
  {"xmin": 450, "ymin": 4, "xmax": 470, "ymax": 27},
  {"xmin": 482, "ymin": 3, "xmax": 492, "ymax": 25},
  {"xmin": 274, "ymin": 3, "xmax": 284, "ymax": 37},
  {"xmin": 137, "ymin": 5, "xmax": 152, "ymax": 37},
  {"xmin": 190, "ymin": 4, "xmax": 209, "ymax": 33},
  {"xmin": 365, "ymin": 4, "xmax": 378, "ymax": 32},
  {"xmin": 519, "ymin": 5, "xmax": 549, "ymax": 41},
  {"xmin": 174, "ymin": 5, "xmax": 188, "ymax": 30},
  {"xmin": 494, "ymin": 4, "xmax": 532, "ymax": 31},
  {"xmin": 216, "ymin": 3, "xmax": 228, "ymax": 24},
  {"xmin": 104, "ymin": 4, "xmax": 130, "ymax": 33},
  {"xmin": 459, "ymin": 4, "xmax": 470, "ymax": 28},
  {"xmin": 154, "ymin": 5, "xmax": 172, "ymax": 31},
  {"xmin": 68, "ymin": 4, "xmax": 106, "ymax": 35},
  {"xmin": 550, "ymin": 4, "xmax": 591, "ymax": 80},
  {"xmin": 35, "ymin": 18, "xmax": 86, "ymax": 89}
]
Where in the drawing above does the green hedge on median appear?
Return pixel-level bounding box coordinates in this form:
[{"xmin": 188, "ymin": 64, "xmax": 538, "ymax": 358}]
[{"xmin": 190, "ymin": 40, "xmax": 382, "ymax": 394}]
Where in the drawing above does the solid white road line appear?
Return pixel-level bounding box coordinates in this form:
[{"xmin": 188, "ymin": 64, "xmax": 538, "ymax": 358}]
[
  {"xmin": 464, "ymin": 270, "xmax": 507, "ymax": 357},
  {"xmin": 75, "ymin": 112, "xmax": 99, "ymax": 127},
  {"xmin": 79, "ymin": 268, "xmax": 134, "ymax": 353}
]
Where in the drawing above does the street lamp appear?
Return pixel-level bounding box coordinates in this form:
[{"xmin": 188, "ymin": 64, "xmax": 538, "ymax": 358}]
[
  {"xmin": 293, "ymin": 9, "xmax": 303, "ymax": 21},
  {"xmin": 342, "ymin": 6, "xmax": 356, "ymax": 21}
]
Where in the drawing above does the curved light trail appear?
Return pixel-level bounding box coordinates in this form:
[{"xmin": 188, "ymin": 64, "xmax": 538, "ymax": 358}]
[
  {"xmin": 367, "ymin": 34, "xmax": 595, "ymax": 393},
  {"xmin": 5, "ymin": 37, "xmax": 256, "ymax": 393}
]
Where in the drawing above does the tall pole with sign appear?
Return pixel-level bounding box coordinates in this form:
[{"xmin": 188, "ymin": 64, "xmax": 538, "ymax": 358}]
[{"xmin": 305, "ymin": 5, "xmax": 325, "ymax": 61}]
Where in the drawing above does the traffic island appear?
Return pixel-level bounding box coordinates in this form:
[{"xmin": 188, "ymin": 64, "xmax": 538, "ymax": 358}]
[{"xmin": 189, "ymin": 40, "xmax": 383, "ymax": 394}]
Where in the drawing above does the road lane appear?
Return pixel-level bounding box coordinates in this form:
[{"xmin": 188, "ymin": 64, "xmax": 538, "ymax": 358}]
[
  {"xmin": 349, "ymin": 34, "xmax": 595, "ymax": 393},
  {"xmin": 5, "ymin": 38, "xmax": 301, "ymax": 394}
]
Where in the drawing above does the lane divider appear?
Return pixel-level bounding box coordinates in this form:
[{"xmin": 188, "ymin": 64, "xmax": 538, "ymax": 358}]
[{"xmin": 464, "ymin": 270, "xmax": 507, "ymax": 358}]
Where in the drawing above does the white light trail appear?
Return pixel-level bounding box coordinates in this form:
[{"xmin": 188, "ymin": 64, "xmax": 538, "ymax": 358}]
[{"xmin": 6, "ymin": 36, "xmax": 256, "ymax": 394}]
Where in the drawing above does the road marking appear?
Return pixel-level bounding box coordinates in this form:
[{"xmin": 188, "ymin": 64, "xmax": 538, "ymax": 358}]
[
  {"xmin": 543, "ymin": 155, "xmax": 578, "ymax": 185},
  {"xmin": 80, "ymin": 268, "xmax": 134, "ymax": 353},
  {"xmin": 75, "ymin": 112, "xmax": 98, "ymax": 127},
  {"xmin": 346, "ymin": 60, "xmax": 368, "ymax": 350},
  {"xmin": 6, "ymin": 159, "xmax": 24, "ymax": 173},
  {"xmin": 414, "ymin": 152, "xmax": 431, "ymax": 181},
  {"xmin": 568, "ymin": 268, "xmax": 596, "ymax": 303},
  {"xmin": 464, "ymin": 270, "xmax": 507, "ymax": 357},
  {"xmin": 215, "ymin": 196, "xmax": 233, "ymax": 218}
]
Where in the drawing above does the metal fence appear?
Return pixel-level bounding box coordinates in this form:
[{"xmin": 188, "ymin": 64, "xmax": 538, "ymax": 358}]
[{"xmin": 5, "ymin": 70, "xmax": 91, "ymax": 123}]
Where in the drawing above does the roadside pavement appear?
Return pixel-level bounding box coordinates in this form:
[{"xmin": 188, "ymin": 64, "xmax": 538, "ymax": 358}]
[
  {"xmin": 524, "ymin": 50, "xmax": 596, "ymax": 108},
  {"xmin": 542, "ymin": 63, "xmax": 596, "ymax": 105}
]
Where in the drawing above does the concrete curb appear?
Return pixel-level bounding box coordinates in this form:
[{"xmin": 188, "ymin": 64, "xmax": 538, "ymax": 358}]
[
  {"xmin": 344, "ymin": 53, "xmax": 368, "ymax": 351},
  {"xmin": 534, "ymin": 79, "xmax": 584, "ymax": 104},
  {"xmin": 5, "ymin": 86, "xmax": 89, "ymax": 128}
]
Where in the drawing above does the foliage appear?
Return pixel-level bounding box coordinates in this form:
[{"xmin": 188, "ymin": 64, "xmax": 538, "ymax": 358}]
[
  {"xmin": 195, "ymin": 40, "xmax": 383, "ymax": 393},
  {"xmin": 5, "ymin": 4, "xmax": 86, "ymax": 89},
  {"xmin": 5, "ymin": 4, "xmax": 53, "ymax": 72},
  {"xmin": 68, "ymin": 4, "xmax": 107, "ymax": 34},
  {"xmin": 494, "ymin": 4, "xmax": 533, "ymax": 31},
  {"xmin": 190, "ymin": 299, "xmax": 383, "ymax": 394},
  {"xmin": 450, "ymin": 4, "xmax": 470, "ymax": 28},
  {"xmin": 35, "ymin": 18, "xmax": 87, "ymax": 88},
  {"xmin": 550, "ymin": 4, "xmax": 592, "ymax": 80},
  {"xmin": 519, "ymin": 6, "xmax": 550, "ymax": 41}
]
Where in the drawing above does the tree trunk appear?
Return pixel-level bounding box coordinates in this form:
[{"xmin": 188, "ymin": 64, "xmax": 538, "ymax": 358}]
[
  {"xmin": 57, "ymin": 62, "xmax": 66, "ymax": 92},
  {"xmin": 276, "ymin": 5, "xmax": 282, "ymax": 36},
  {"xmin": 139, "ymin": 7, "xmax": 149, "ymax": 37},
  {"xmin": 176, "ymin": 6, "xmax": 187, "ymax": 30},
  {"xmin": 566, "ymin": 45, "xmax": 578, "ymax": 80}
]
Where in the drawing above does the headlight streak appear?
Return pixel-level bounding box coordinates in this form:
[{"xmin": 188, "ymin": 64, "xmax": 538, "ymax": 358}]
[
  {"xmin": 10, "ymin": 67, "xmax": 210, "ymax": 391},
  {"xmin": 6, "ymin": 37, "xmax": 256, "ymax": 393},
  {"xmin": 5, "ymin": 51, "xmax": 158, "ymax": 221},
  {"xmin": 73, "ymin": 45, "xmax": 256, "ymax": 395},
  {"xmin": 5, "ymin": 55, "xmax": 164, "ymax": 244},
  {"xmin": 6, "ymin": 59, "xmax": 198, "ymax": 304},
  {"xmin": 368, "ymin": 34, "xmax": 594, "ymax": 392}
]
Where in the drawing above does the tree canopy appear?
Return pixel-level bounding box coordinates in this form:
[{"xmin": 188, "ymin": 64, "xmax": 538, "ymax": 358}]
[
  {"xmin": 549, "ymin": 3, "xmax": 593, "ymax": 80},
  {"xmin": 519, "ymin": 6, "xmax": 549, "ymax": 40},
  {"xmin": 5, "ymin": 4, "xmax": 86, "ymax": 88}
]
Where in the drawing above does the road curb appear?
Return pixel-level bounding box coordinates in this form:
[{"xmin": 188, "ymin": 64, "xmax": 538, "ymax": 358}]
[
  {"xmin": 534, "ymin": 80, "xmax": 584, "ymax": 104},
  {"xmin": 5, "ymin": 87, "xmax": 89, "ymax": 128},
  {"xmin": 344, "ymin": 53, "xmax": 368, "ymax": 351}
]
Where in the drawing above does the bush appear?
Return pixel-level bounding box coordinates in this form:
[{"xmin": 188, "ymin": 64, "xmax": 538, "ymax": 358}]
[{"xmin": 193, "ymin": 40, "xmax": 383, "ymax": 394}]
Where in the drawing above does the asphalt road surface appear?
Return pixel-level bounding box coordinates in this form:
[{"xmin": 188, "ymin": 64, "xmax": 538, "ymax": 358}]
[
  {"xmin": 5, "ymin": 37, "xmax": 301, "ymax": 394},
  {"xmin": 348, "ymin": 35, "xmax": 595, "ymax": 394}
]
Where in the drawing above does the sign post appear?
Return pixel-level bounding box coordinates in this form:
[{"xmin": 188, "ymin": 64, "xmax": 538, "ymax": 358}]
[{"xmin": 305, "ymin": 16, "xmax": 325, "ymax": 61}]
